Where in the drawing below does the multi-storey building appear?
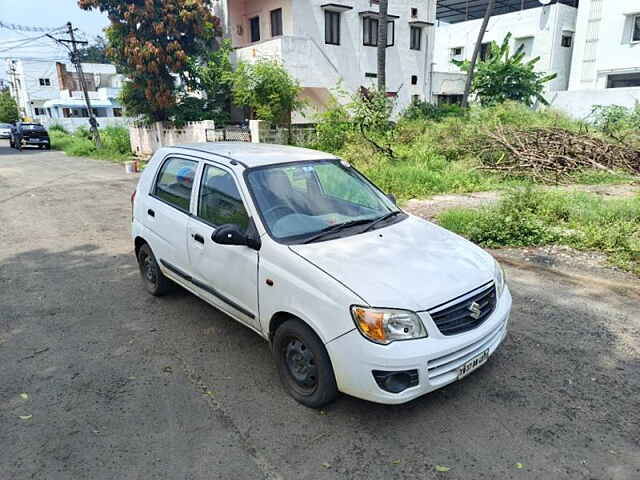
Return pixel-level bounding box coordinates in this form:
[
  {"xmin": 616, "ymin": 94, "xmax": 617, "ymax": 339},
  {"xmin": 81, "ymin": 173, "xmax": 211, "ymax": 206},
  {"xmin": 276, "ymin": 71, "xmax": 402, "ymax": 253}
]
[
  {"xmin": 6, "ymin": 59, "xmax": 128, "ymax": 130},
  {"xmin": 214, "ymin": 0, "xmax": 437, "ymax": 121},
  {"xmin": 431, "ymin": 0, "xmax": 640, "ymax": 117}
]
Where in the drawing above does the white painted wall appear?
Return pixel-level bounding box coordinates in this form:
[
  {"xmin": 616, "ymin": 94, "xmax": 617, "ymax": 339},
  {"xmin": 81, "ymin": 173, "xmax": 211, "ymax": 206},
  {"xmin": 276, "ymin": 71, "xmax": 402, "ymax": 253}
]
[
  {"xmin": 548, "ymin": 87, "xmax": 640, "ymax": 120},
  {"xmin": 568, "ymin": 0, "xmax": 640, "ymax": 90},
  {"xmin": 432, "ymin": 4, "xmax": 578, "ymax": 94},
  {"xmin": 226, "ymin": 0, "xmax": 436, "ymax": 120}
]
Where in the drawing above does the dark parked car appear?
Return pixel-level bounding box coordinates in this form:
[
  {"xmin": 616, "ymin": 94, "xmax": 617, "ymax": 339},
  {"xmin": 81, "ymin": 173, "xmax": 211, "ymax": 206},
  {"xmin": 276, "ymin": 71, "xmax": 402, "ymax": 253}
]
[{"xmin": 10, "ymin": 123, "xmax": 51, "ymax": 150}]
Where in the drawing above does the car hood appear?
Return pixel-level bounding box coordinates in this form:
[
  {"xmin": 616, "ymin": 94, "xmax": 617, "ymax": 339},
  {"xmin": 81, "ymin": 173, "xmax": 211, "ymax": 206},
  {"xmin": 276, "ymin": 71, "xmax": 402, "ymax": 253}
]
[{"xmin": 289, "ymin": 215, "xmax": 495, "ymax": 311}]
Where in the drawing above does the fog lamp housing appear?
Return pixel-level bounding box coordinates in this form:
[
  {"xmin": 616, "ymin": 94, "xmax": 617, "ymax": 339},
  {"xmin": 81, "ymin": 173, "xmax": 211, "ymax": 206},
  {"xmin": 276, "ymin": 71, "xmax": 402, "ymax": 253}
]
[{"xmin": 372, "ymin": 369, "xmax": 419, "ymax": 393}]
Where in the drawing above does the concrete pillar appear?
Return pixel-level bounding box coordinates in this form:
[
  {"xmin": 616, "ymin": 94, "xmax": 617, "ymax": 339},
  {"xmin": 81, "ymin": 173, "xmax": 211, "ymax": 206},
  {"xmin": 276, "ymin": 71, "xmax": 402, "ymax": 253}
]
[{"xmin": 249, "ymin": 120, "xmax": 269, "ymax": 143}]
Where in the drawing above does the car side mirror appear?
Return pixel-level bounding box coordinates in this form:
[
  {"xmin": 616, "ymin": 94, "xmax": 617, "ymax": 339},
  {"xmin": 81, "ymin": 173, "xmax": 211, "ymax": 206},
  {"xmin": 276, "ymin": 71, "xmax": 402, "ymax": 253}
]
[
  {"xmin": 211, "ymin": 224, "xmax": 261, "ymax": 250},
  {"xmin": 387, "ymin": 193, "xmax": 397, "ymax": 205}
]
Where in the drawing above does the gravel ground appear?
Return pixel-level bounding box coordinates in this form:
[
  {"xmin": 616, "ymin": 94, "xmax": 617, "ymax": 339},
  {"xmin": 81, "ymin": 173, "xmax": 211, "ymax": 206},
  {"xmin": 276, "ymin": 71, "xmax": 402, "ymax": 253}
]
[{"xmin": 1, "ymin": 141, "xmax": 639, "ymax": 480}]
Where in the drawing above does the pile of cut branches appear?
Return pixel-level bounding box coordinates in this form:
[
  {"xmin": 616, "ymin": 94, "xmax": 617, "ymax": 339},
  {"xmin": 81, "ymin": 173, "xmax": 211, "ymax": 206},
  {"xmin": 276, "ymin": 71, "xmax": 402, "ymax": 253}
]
[{"xmin": 473, "ymin": 127, "xmax": 640, "ymax": 183}]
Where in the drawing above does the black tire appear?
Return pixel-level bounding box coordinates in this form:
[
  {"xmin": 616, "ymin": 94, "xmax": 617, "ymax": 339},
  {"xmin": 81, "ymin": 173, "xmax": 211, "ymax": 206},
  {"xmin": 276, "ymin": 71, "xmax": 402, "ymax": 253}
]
[
  {"xmin": 272, "ymin": 319, "xmax": 338, "ymax": 408},
  {"xmin": 9, "ymin": 139, "xmax": 14, "ymax": 148},
  {"xmin": 137, "ymin": 243, "xmax": 172, "ymax": 296},
  {"xmin": 45, "ymin": 144, "xmax": 51, "ymax": 150}
]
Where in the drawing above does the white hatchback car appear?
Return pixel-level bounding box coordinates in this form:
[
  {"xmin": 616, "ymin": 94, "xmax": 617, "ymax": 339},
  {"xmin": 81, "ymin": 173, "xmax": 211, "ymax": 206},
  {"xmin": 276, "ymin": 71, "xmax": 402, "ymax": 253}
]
[{"xmin": 132, "ymin": 143, "xmax": 512, "ymax": 407}]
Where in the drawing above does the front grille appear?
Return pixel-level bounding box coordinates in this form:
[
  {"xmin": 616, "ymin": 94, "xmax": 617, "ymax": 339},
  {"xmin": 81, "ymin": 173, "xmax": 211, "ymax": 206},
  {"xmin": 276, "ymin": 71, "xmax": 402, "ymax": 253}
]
[{"xmin": 428, "ymin": 281, "xmax": 497, "ymax": 336}]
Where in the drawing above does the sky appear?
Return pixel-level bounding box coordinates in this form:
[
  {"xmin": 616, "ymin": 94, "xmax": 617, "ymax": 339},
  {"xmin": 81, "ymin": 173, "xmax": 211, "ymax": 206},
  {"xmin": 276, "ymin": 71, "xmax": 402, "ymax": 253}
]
[{"xmin": 0, "ymin": 0, "xmax": 110, "ymax": 80}]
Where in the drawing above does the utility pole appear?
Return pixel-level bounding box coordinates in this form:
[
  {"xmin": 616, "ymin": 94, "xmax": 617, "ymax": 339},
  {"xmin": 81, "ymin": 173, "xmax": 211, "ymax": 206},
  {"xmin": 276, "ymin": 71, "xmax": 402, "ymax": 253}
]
[
  {"xmin": 461, "ymin": 0, "xmax": 495, "ymax": 108},
  {"xmin": 48, "ymin": 22, "xmax": 101, "ymax": 147},
  {"xmin": 377, "ymin": 0, "xmax": 389, "ymax": 92}
]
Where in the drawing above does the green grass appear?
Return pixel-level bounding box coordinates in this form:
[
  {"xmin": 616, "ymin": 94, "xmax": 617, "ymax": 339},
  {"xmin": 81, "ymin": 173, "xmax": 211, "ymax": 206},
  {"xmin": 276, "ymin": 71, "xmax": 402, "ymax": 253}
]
[
  {"xmin": 50, "ymin": 125, "xmax": 133, "ymax": 162},
  {"xmin": 438, "ymin": 188, "xmax": 640, "ymax": 275},
  {"xmin": 319, "ymin": 102, "xmax": 639, "ymax": 200}
]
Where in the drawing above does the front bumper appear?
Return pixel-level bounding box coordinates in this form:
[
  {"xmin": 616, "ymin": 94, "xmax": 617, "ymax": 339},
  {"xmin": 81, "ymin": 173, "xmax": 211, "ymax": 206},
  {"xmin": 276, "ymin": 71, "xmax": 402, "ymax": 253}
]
[{"xmin": 326, "ymin": 287, "xmax": 512, "ymax": 404}]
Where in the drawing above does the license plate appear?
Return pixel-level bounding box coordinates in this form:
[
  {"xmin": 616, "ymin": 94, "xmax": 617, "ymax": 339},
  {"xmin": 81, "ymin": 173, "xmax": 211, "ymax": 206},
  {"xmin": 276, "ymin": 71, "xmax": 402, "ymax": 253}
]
[
  {"xmin": 28, "ymin": 138, "xmax": 45, "ymax": 143},
  {"xmin": 457, "ymin": 349, "xmax": 489, "ymax": 379}
]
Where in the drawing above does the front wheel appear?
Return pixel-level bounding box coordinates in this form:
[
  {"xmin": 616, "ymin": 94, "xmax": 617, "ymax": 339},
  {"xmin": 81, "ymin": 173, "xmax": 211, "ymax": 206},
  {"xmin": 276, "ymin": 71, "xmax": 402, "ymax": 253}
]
[
  {"xmin": 137, "ymin": 243, "xmax": 172, "ymax": 296},
  {"xmin": 272, "ymin": 319, "xmax": 338, "ymax": 408}
]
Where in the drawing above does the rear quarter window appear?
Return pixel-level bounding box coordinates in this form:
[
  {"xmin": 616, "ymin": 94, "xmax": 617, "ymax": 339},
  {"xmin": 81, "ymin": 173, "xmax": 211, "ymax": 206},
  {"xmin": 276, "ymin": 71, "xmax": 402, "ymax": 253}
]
[{"xmin": 153, "ymin": 157, "xmax": 198, "ymax": 212}]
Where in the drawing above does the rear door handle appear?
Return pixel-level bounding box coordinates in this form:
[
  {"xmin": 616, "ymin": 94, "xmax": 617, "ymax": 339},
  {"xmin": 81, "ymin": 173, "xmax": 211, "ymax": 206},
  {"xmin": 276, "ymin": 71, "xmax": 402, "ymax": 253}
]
[
  {"xmin": 147, "ymin": 209, "xmax": 155, "ymax": 217},
  {"xmin": 192, "ymin": 233, "xmax": 205, "ymax": 244}
]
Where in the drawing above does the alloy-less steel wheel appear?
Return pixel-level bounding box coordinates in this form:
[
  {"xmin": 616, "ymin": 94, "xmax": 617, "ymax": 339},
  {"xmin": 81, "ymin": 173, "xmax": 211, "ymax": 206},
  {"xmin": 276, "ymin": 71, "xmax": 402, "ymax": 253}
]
[
  {"xmin": 137, "ymin": 243, "xmax": 172, "ymax": 296},
  {"xmin": 273, "ymin": 319, "xmax": 338, "ymax": 408}
]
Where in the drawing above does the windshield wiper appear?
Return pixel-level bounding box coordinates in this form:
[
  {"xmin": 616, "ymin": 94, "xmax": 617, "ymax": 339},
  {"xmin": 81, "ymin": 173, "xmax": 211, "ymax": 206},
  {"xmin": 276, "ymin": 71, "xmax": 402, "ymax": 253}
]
[
  {"xmin": 360, "ymin": 210, "xmax": 403, "ymax": 233},
  {"xmin": 301, "ymin": 219, "xmax": 374, "ymax": 244}
]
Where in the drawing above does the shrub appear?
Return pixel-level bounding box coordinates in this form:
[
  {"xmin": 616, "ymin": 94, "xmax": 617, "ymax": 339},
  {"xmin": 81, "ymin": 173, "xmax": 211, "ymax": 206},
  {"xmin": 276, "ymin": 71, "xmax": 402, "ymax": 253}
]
[
  {"xmin": 313, "ymin": 99, "xmax": 353, "ymax": 152},
  {"xmin": 438, "ymin": 188, "xmax": 640, "ymax": 274},
  {"xmin": 50, "ymin": 125, "xmax": 132, "ymax": 162},
  {"xmin": 401, "ymin": 100, "xmax": 464, "ymax": 122}
]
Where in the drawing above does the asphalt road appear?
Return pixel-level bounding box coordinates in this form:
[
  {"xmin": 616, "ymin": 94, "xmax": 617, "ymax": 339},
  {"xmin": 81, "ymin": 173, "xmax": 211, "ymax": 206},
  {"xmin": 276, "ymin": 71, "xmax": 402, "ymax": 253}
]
[{"xmin": 1, "ymin": 141, "xmax": 639, "ymax": 480}]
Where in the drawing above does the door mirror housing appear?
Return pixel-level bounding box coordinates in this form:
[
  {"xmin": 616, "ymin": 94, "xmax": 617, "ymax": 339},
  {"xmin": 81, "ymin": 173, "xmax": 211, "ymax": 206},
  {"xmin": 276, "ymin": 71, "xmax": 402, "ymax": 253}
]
[{"xmin": 211, "ymin": 224, "xmax": 261, "ymax": 250}]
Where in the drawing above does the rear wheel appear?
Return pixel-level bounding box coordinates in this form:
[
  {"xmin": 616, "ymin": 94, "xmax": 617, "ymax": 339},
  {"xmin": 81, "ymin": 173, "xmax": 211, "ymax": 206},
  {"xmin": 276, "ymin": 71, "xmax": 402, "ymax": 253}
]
[
  {"xmin": 272, "ymin": 319, "xmax": 338, "ymax": 408},
  {"xmin": 137, "ymin": 243, "xmax": 172, "ymax": 296}
]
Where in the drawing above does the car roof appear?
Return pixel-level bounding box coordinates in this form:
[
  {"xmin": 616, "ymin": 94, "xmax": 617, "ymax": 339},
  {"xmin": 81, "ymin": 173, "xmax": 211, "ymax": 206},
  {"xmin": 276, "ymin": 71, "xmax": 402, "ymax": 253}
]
[{"xmin": 172, "ymin": 142, "xmax": 338, "ymax": 168}]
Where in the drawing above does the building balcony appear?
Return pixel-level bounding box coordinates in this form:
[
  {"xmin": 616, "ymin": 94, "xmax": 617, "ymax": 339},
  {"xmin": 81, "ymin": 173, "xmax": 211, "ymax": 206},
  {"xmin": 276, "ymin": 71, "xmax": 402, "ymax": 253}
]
[{"xmin": 233, "ymin": 35, "xmax": 342, "ymax": 90}]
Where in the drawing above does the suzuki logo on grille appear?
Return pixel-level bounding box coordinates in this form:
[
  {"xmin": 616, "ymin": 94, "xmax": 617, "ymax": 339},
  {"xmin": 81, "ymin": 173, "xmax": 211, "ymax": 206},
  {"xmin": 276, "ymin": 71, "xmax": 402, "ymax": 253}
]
[{"xmin": 468, "ymin": 301, "xmax": 482, "ymax": 319}]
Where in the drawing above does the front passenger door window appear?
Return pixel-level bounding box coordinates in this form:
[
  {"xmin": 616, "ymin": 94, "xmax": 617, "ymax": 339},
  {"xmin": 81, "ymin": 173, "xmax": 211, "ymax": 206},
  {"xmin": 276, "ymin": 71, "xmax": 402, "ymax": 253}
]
[{"xmin": 198, "ymin": 164, "xmax": 250, "ymax": 230}]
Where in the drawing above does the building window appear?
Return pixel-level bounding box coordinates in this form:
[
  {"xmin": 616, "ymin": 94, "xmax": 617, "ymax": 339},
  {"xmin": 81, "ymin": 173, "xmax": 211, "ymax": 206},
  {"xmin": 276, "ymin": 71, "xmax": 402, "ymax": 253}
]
[
  {"xmin": 633, "ymin": 15, "xmax": 640, "ymax": 42},
  {"xmin": 363, "ymin": 17, "xmax": 394, "ymax": 47},
  {"xmin": 34, "ymin": 107, "xmax": 46, "ymax": 116},
  {"xmin": 38, "ymin": 78, "xmax": 51, "ymax": 86},
  {"xmin": 365, "ymin": 72, "xmax": 378, "ymax": 78},
  {"xmin": 270, "ymin": 9, "xmax": 283, "ymax": 37},
  {"xmin": 479, "ymin": 42, "xmax": 491, "ymax": 61},
  {"xmin": 411, "ymin": 75, "xmax": 418, "ymax": 85},
  {"xmin": 325, "ymin": 10, "xmax": 340, "ymax": 45},
  {"xmin": 411, "ymin": 8, "xmax": 418, "ymax": 18},
  {"xmin": 113, "ymin": 108, "xmax": 123, "ymax": 117},
  {"xmin": 249, "ymin": 16, "xmax": 260, "ymax": 43},
  {"xmin": 561, "ymin": 34, "xmax": 573, "ymax": 48},
  {"xmin": 412, "ymin": 94, "xmax": 420, "ymax": 103},
  {"xmin": 451, "ymin": 46, "xmax": 464, "ymax": 60},
  {"xmin": 607, "ymin": 72, "xmax": 640, "ymax": 89},
  {"xmin": 410, "ymin": 26, "xmax": 422, "ymax": 50}
]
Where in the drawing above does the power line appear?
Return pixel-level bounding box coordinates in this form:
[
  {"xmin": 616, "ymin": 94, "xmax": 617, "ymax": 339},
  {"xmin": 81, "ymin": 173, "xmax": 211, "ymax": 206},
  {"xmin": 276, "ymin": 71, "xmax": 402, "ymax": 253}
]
[{"xmin": 0, "ymin": 21, "xmax": 66, "ymax": 33}]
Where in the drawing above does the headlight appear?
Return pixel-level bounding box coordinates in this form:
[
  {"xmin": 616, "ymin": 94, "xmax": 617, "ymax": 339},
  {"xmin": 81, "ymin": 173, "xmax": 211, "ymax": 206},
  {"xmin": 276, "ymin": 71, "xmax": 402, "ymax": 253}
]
[
  {"xmin": 494, "ymin": 258, "xmax": 506, "ymax": 298},
  {"xmin": 351, "ymin": 307, "xmax": 427, "ymax": 345}
]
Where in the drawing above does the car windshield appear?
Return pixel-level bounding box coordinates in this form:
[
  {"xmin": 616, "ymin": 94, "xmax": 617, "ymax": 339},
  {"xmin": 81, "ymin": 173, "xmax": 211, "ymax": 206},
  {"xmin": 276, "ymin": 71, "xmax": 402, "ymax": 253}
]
[
  {"xmin": 0, "ymin": 123, "xmax": 11, "ymax": 128},
  {"xmin": 21, "ymin": 124, "xmax": 44, "ymax": 130},
  {"xmin": 246, "ymin": 160, "xmax": 402, "ymax": 243}
]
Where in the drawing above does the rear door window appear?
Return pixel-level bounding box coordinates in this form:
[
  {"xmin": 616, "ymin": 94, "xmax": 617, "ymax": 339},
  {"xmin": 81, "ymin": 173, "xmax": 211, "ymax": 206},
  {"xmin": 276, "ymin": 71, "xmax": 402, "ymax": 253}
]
[
  {"xmin": 153, "ymin": 157, "xmax": 198, "ymax": 212},
  {"xmin": 197, "ymin": 164, "xmax": 249, "ymax": 230}
]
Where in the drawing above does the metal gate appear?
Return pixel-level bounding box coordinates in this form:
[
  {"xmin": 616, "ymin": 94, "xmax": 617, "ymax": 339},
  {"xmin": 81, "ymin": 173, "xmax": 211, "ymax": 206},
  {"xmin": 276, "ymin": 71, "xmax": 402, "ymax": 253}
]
[{"xmin": 206, "ymin": 127, "xmax": 251, "ymax": 142}]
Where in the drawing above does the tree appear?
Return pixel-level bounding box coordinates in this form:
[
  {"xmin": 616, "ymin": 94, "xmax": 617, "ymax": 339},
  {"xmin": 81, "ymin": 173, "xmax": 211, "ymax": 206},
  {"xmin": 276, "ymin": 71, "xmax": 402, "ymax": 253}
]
[
  {"xmin": 76, "ymin": 36, "xmax": 109, "ymax": 63},
  {"xmin": 230, "ymin": 59, "xmax": 303, "ymax": 125},
  {"xmin": 180, "ymin": 39, "xmax": 234, "ymax": 126},
  {"xmin": 377, "ymin": 0, "xmax": 388, "ymax": 92},
  {"xmin": 78, "ymin": 0, "xmax": 220, "ymax": 122},
  {"xmin": 453, "ymin": 33, "xmax": 557, "ymax": 107},
  {"xmin": 0, "ymin": 88, "xmax": 19, "ymax": 123},
  {"xmin": 462, "ymin": 0, "xmax": 495, "ymax": 108}
]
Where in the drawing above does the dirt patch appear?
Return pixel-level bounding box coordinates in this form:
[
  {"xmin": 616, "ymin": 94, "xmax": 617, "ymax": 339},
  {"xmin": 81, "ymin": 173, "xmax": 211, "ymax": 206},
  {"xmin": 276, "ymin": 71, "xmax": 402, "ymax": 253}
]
[{"xmin": 404, "ymin": 183, "xmax": 640, "ymax": 221}]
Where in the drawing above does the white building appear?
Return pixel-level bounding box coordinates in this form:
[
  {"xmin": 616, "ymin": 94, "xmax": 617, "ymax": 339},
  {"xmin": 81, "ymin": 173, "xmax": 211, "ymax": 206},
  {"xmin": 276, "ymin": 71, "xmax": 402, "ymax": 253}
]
[
  {"xmin": 432, "ymin": 0, "xmax": 640, "ymax": 118},
  {"xmin": 214, "ymin": 0, "xmax": 437, "ymax": 121},
  {"xmin": 432, "ymin": 0, "xmax": 578, "ymax": 104},
  {"xmin": 550, "ymin": 0, "xmax": 640, "ymax": 118},
  {"xmin": 6, "ymin": 59, "xmax": 129, "ymax": 130}
]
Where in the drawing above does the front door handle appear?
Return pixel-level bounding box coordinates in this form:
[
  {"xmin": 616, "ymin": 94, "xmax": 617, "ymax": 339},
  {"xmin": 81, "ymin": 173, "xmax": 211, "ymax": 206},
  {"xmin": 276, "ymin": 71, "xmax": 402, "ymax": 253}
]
[
  {"xmin": 192, "ymin": 233, "xmax": 205, "ymax": 244},
  {"xmin": 147, "ymin": 209, "xmax": 155, "ymax": 217}
]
